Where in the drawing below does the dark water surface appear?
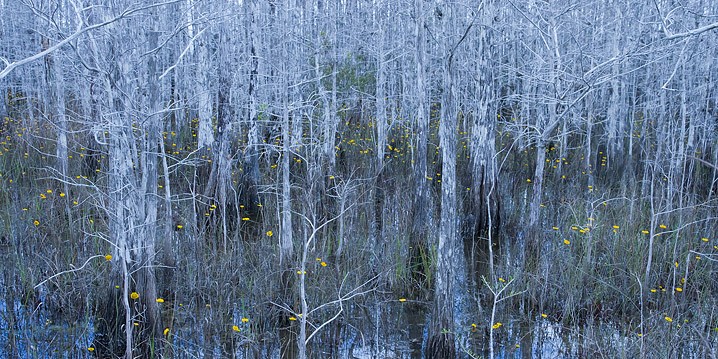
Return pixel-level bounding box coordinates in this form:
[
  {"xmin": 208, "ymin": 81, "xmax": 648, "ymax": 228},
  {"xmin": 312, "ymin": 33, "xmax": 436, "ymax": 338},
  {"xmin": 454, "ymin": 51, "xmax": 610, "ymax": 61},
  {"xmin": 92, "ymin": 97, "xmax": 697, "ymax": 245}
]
[{"xmin": 0, "ymin": 295, "xmax": 657, "ymax": 359}]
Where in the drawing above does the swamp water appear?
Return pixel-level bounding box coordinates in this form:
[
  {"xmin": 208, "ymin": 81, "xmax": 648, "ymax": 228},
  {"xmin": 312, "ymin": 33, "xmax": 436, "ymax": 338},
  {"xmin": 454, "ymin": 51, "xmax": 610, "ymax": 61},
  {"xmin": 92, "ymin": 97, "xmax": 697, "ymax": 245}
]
[{"xmin": 1, "ymin": 295, "xmax": 649, "ymax": 358}]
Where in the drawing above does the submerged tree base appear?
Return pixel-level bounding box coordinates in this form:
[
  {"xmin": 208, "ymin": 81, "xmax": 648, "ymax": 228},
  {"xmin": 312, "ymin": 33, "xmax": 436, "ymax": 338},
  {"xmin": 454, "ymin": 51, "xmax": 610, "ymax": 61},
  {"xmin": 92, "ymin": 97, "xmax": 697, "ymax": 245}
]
[{"xmin": 426, "ymin": 332, "xmax": 456, "ymax": 359}]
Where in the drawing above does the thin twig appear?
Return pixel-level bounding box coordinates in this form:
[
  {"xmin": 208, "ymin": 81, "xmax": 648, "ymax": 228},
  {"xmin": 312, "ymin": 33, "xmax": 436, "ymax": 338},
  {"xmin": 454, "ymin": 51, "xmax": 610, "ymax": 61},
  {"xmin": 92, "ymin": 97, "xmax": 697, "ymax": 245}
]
[{"xmin": 35, "ymin": 254, "xmax": 106, "ymax": 289}]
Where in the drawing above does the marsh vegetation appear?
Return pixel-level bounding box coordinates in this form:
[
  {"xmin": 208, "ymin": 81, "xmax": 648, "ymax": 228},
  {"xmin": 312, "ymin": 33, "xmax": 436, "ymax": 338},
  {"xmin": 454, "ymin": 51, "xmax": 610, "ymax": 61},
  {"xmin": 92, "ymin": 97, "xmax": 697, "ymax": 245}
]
[{"xmin": 0, "ymin": 0, "xmax": 717, "ymax": 358}]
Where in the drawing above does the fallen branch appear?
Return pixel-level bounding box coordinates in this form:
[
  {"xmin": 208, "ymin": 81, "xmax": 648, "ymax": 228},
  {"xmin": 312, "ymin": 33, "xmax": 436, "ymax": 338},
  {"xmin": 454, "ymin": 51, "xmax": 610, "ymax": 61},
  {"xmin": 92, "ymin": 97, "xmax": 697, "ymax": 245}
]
[{"xmin": 35, "ymin": 254, "xmax": 106, "ymax": 289}]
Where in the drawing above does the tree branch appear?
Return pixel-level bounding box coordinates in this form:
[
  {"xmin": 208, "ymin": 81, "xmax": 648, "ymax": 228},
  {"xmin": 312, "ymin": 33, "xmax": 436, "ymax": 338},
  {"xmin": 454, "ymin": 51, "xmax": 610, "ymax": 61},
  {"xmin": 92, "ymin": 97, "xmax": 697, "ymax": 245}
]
[
  {"xmin": 689, "ymin": 155, "xmax": 718, "ymax": 170},
  {"xmin": 158, "ymin": 27, "xmax": 207, "ymax": 80},
  {"xmin": 0, "ymin": 0, "xmax": 183, "ymax": 80},
  {"xmin": 664, "ymin": 21, "xmax": 718, "ymax": 40},
  {"xmin": 35, "ymin": 255, "xmax": 106, "ymax": 289}
]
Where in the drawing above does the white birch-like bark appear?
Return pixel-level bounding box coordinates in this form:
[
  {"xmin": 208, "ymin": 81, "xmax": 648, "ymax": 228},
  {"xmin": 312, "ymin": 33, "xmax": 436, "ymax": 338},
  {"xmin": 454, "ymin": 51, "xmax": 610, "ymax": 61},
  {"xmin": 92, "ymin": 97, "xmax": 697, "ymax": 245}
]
[
  {"xmin": 471, "ymin": 3, "xmax": 498, "ymax": 280},
  {"xmin": 375, "ymin": 11, "xmax": 387, "ymax": 171},
  {"xmin": 411, "ymin": 0, "xmax": 431, "ymax": 238},
  {"xmin": 196, "ymin": 30, "xmax": 214, "ymax": 149},
  {"xmin": 279, "ymin": 1, "xmax": 294, "ymax": 269}
]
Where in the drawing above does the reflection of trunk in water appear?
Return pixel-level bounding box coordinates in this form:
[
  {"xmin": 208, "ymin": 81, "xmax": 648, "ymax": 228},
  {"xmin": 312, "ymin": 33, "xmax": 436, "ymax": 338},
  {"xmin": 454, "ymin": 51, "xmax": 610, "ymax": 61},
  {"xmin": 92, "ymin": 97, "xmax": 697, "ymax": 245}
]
[
  {"xmin": 2, "ymin": 248, "xmax": 19, "ymax": 358},
  {"xmin": 404, "ymin": 303, "xmax": 426, "ymax": 359},
  {"xmin": 520, "ymin": 319, "xmax": 534, "ymax": 359},
  {"xmin": 279, "ymin": 270, "xmax": 298, "ymax": 359},
  {"xmin": 278, "ymin": 315, "xmax": 298, "ymax": 359}
]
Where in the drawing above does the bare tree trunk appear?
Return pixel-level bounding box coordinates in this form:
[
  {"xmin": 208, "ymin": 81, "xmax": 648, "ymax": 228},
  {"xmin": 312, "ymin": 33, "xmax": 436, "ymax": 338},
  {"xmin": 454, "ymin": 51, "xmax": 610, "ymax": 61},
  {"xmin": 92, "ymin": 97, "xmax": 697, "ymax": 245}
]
[
  {"xmin": 408, "ymin": 0, "xmax": 432, "ymax": 294},
  {"xmin": 216, "ymin": 29, "xmax": 236, "ymax": 250},
  {"xmin": 197, "ymin": 30, "xmax": 214, "ymax": 149},
  {"xmin": 606, "ymin": 27, "xmax": 625, "ymax": 172},
  {"xmin": 528, "ymin": 19, "xmax": 562, "ymax": 230},
  {"xmin": 136, "ymin": 28, "xmax": 163, "ymax": 352},
  {"xmin": 89, "ymin": 17, "xmax": 163, "ymax": 357},
  {"xmin": 375, "ymin": 23, "xmax": 387, "ymax": 172},
  {"xmin": 279, "ymin": 3, "xmax": 297, "ymax": 358},
  {"xmin": 45, "ymin": 41, "xmax": 74, "ymax": 244},
  {"xmin": 471, "ymin": 15, "xmax": 499, "ymax": 280},
  {"xmin": 428, "ymin": 23, "xmax": 459, "ymax": 357},
  {"xmin": 316, "ymin": 2, "xmax": 337, "ymax": 173},
  {"xmin": 279, "ymin": 33, "xmax": 294, "ymax": 269}
]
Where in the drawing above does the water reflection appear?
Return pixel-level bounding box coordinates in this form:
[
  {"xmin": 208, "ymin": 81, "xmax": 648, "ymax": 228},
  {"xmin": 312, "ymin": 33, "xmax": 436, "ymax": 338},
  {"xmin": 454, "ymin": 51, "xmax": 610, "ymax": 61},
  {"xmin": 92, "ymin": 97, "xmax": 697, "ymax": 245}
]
[{"xmin": 0, "ymin": 293, "xmax": 711, "ymax": 358}]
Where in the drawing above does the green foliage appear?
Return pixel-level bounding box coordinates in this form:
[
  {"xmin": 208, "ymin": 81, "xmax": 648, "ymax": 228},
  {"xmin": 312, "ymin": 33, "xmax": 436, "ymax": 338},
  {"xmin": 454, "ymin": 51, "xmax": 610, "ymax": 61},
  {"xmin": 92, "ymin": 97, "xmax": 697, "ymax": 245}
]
[{"xmin": 333, "ymin": 52, "xmax": 376, "ymax": 95}]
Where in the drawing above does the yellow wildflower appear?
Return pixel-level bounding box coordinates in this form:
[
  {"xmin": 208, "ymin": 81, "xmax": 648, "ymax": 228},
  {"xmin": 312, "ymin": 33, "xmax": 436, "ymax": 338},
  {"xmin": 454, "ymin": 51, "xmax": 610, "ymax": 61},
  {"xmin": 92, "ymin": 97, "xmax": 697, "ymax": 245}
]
[
  {"xmin": 88, "ymin": 347, "xmax": 95, "ymax": 352},
  {"xmin": 33, "ymin": 220, "xmax": 40, "ymax": 226},
  {"xmin": 664, "ymin": 316, "xmax": 673, "ymax": 323},
  {"xmin": 156, "ymin": 298, "xmax": 165, "ymax": 303},
  {"xmin": 266, "ymin": 230, "xmax": 273, "ymax": 237},
  {"xmin": 232, "ymin": 325, "xmax": 240, "ymax": 332},
  {"xmin": 492, "ymin": 322, "xmax": 503, "ymax": 329},
  {"xmin": 163, "ymin": 327, "xmax": 170, "ymax": 336},
  {"xmin": 398, "ymin": 298, "xmax": 407, "ymax": 302},
  {"xmin": 541, "ymin": 313, "xmax": 548, "ymax": 318},
  {"xmin": 563, "ymin": 239, "xmax": 570, "ymax": 245},
  {"xmin": 104, "ymin": 254, "xmax": 112, "ymax": 261},
  {"xmin": 241, "ymin": 317, "xmax": 249, "ymax": 323},
  {"xmin": 320, "ymin": 261, "xmax": 327, "ymax": 267},
  {"xmin": 130, "ymin": 292, "xmax": 140, "ymax": 300}
]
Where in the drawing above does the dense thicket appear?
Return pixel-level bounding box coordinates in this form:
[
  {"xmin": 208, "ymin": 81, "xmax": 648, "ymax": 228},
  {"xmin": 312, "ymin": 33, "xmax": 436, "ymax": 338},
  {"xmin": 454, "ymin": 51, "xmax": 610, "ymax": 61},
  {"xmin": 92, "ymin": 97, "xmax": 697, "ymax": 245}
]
[{"xmin": 0, "ymin": 0, "xmax": 716, "ymax": 358}]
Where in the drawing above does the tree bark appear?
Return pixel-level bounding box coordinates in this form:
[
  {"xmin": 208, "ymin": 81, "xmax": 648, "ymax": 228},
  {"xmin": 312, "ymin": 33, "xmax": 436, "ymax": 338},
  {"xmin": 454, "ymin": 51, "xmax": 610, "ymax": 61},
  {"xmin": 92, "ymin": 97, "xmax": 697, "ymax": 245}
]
[{"xmin": 429, "ymin": 28, "xmax": 459, "ymax": 359}]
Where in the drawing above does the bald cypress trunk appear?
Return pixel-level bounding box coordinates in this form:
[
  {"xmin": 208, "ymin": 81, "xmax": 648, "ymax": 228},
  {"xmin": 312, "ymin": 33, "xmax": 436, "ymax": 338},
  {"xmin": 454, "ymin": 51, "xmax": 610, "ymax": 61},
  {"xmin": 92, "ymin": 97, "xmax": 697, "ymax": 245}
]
[
  {"xmin": 409, "ymin": 0, "xmax": 432, "ymax": 294},
  {"xmin": 428, "ymin": 37, "xmax": 459, "ymax": 359}
]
